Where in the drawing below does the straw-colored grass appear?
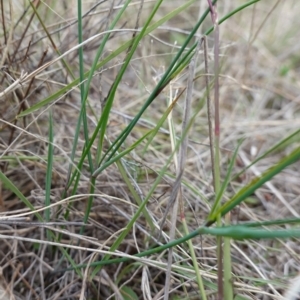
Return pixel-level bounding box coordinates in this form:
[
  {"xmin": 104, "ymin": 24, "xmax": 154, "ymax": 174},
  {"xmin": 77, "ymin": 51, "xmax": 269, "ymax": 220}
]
[{"xmin": 0, "ymin": 1, "xmax": 299, "ymax": 299}]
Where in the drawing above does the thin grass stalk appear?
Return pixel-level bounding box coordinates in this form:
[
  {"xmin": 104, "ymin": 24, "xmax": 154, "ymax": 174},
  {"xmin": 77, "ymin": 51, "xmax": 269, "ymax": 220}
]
[
  {"xmin": 45, "ymin": 110, "xmax": 54, "ymax": 241},
  {"xmin": 76, "ymin": 0, "xmax": 95, "ymax": 235},
  {"xmin": 82, "ymin": 0, "xmax": 131, "ymax": 164},
  {"xmin": 163, "ymin": 72, "xmax": 180, "ymax": 300},
  {"xmin": 65, "ymin": 1, "xmax": 132, "ymax": 231},
  {"xmin": 164, "ymin": 38, "xmax": 207, "ymax": 298},
  {"xmin": 203, "ymin": 36, "xmax": 215, "ymax": 188},
  {"xmin": 209, "ymin": 142, "xmax": 242, "ymax": 218},
  {"xmin": 28, "ymin": 1, "xmax": 75, "ymax": 79},
  {"xmin": 0, "ymin": 0, "xmax": 13, "ymax": 67},
  {"xmin": 167, "ymin": 84, "xmax": 180, "ymax": 167},
  {"xmin": 179, "ymin": 40, "xmax": 207, "ymax": 300},
  {"xmin": 141, "ymin": 87, "xmax": 185, "ymax": 158},
  {"xmin": 10, "ymin": 0, "xmax": 40, "ymax": 63},
  {"xmin": 95, "ymin": 0, "xmax": 165, "ymax": 167},
  {"xmin": 206, "ymin": 1, "xmax": 231, "ymax": 299},
  {"xmin": 164, "ymin": 83, "xmax": 188, "ymax": 297},
  {"xmin": 77, "ymin": 0, "xmax": 93, "ymax": 172},
  {"xmin": 178, "ymin": 39, "xmax": 207, "ymax": 299}
]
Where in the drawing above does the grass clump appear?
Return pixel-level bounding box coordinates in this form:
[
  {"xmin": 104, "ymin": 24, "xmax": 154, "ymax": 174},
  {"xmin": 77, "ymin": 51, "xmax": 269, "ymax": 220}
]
[{"xmin": 0, "ymin": 1, "xmax": 299, "ymax": 299}]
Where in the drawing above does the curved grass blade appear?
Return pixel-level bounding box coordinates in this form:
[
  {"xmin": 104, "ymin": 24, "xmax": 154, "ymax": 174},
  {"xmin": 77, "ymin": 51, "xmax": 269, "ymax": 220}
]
[
  {"xmin": 95, "ymin": 0, "xmax": 165, "ymax": 172},
  {"xmin": 58, "ymin": 224, "xmax": 300, "ymax": 272},
  {"xmin": 233, "ymin": 128, "xmax": 300, "ymax": 181},
  {"xmin": 206, "ymin": 146, "xmax": 300, "ymax": 226},
  {"xmin": 141, "ymin": 87, "xmax": 185, "ymax": 155},
  {"xmin": 80, "ymin": 0, "xmax": 166, "ymax": 234},
  {"xmin": 93, "ymin": 130, "xmax": 153, "ymax": 177},
  {"xmin": 242, "ymin": 217, "xmax": 300, "ymax": 228},
  {"xmin": 0, "ymin": 171, "xmax": 43, "ymax": 221},
  {"xmin": 92, "ymin": 88, "xmax": 182, "ymax": 177},
  {"xmin": 208, "ymin": 140, "xmax": 243, "ymax": 219}
]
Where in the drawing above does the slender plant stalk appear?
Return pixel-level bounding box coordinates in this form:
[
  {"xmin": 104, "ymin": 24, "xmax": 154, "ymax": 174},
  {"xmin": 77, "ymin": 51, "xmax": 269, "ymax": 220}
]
[
  {"xmin": 203, "ymin": 36, "xmax": 215, "ymax": 187},
  {"xmin": 178, "ymin": 39, "xmax": 207, "ymax": 299},
  {"xmin": 207, "ymin": 0, "xmax": 234, "ymax": 299},
  {"xmin": 77, "ymin": 0, "xmax": 93, "ymax": 172},
  {"xmin": 28, "ymin": 1, "xmax": 75, "ymax": 79},
  {"xmin": 10, "ymin": 0, "xmax": 40, "ymax": 63},
  {"xmin": 163, "ymin": 35, "xmax": 207, "ymax": 298},
  {"xmin": 45, "ymin": 110, "xmax": 53, "ymax": 241},
  {"xmin": 163, "ymin": 65, "xmax": 181, "ymax": 300},
  {"xmin": 0, "ymin": 0, "xmax": 13, "ymax": 67}
]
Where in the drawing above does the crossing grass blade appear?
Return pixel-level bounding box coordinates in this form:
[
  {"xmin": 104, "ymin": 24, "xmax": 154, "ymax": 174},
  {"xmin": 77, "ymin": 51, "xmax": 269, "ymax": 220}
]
[
  {"xmin": 56, "ymin": 222, "xmax": 300, "ymax": 271},
  {"xmin": 206, "ymin": 146, "xmax": 300, "ymax": 226},
  {"xmin": 18, "ymin": 0, "xmax": 199, "ymax": 118}
]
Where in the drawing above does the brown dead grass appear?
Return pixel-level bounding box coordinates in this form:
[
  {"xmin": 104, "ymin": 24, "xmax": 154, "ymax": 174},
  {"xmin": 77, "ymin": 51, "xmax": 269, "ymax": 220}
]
[{"xmin": 0, "ymin": 0, "xmax": 299, "ymax": 299}]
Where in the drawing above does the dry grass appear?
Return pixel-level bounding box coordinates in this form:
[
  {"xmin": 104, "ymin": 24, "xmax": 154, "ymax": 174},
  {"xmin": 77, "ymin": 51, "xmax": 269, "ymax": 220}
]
[{"xmin": 0, "ymin": 0, "xmax": 299, "ymax": 299}]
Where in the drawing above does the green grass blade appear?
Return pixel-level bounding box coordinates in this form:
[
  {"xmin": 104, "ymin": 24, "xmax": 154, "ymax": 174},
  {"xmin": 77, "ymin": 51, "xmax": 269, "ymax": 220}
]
[
  {"xmin": 242, "ymin": 217, "xmax": 300, "ymax": 227},
  {"xmin": 76, "ymin": 0, "xmax": 93, "ymax": 172},
  {"xmin": 95, "ymin": 0, "xmax": 165, "ymax": 170},
  {"xmin": 82, "ymin": 0, "xmax": 132, "ymax": 103},
  {"xmin": 0, "ymin": 171, "xmax": 43, "ymax": 221},
  {"xmin": 92, "ymin": 130, "xmax": 153, "ymax": 177},
  {"xmin": 100, "ymin": 0, "xmax": 258, "ymax": 171},
  {"xmin": 64, "ymin": 0, "xmax": 133, "ymax": 221},
  {"xmin": 208, "ymin": 140, "xmax": 243, "ymax": 219},
  {"xmin": 200, "ymin": 225, "xmax": 300, "ymax": 240},
  {"xmin": 233, "ymin": 128, "xmax": 300, "ymax": 180},
  {"xmin": 141, "ymin": 83, "xmax": 184, "ymax": 155},
  {"xmin": 205, "ymin": 0, "xmax": 261, "ymax": 36},
  {"xmin": 57, "ymin": 223, "xmax": 300, "ymax": 271},
  {"xmin": 207, "ymin": 146, "xmax": 300, "ymax": 225}
]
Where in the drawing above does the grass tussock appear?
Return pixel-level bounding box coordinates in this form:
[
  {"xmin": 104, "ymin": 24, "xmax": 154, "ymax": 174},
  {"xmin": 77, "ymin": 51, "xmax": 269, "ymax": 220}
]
[{"xmin": 0, "ymin": 1, "xmax": 299, "ymax": 299}]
